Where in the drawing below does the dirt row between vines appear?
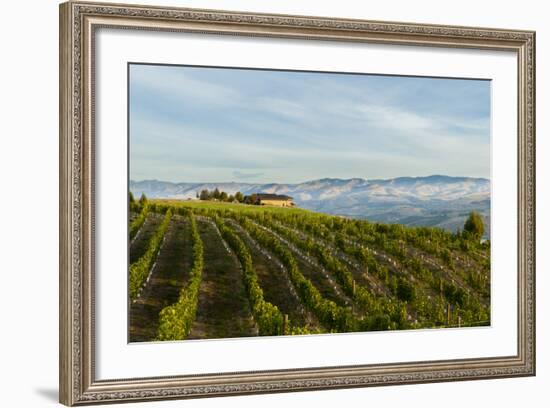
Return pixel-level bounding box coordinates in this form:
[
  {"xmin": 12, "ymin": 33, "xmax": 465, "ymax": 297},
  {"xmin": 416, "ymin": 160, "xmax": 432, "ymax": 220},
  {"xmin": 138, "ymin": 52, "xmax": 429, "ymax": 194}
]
[
  {"xmin": 187, "ymin": 219, "xmax": 258, "ymax": 340},
  {"xmin": 129, "ymin": 216, "xmax": 194, "ymax": 342}
]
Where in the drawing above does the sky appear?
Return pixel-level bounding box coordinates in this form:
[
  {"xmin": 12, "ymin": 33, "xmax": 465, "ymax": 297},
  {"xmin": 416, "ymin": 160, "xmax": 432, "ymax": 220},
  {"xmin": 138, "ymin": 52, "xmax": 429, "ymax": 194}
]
[{"xmin": 129, "ymin": 63, "xmax": 491, "ymax": 184}]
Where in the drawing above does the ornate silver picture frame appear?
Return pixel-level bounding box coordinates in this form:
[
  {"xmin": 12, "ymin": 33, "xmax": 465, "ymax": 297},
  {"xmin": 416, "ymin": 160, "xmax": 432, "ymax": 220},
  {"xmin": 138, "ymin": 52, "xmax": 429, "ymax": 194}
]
[{"xmin": 59, "ymin": 1, "xmax": 535, "ymax": 405}]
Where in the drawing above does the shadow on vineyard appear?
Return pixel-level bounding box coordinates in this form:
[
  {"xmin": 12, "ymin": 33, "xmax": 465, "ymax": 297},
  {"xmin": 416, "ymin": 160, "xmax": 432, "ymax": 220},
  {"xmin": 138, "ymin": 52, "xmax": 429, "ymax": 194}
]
[{"xmin": 128, "ymin": 197, "xmax": 490, "ymax": 342}]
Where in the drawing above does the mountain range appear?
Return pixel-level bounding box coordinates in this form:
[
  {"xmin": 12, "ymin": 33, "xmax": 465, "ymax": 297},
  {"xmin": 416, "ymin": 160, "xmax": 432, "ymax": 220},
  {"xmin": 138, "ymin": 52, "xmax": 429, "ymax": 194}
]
[{"xmin": 130, "ymin": 175, "xmax": 490, "ymax": 236}]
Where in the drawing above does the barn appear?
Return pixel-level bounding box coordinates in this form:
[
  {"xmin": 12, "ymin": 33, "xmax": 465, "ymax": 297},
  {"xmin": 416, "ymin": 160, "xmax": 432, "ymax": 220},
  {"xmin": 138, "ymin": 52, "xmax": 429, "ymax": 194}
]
[{"xmin": 254, "ymin": 193, "xmax": 294, "ymax": 207}]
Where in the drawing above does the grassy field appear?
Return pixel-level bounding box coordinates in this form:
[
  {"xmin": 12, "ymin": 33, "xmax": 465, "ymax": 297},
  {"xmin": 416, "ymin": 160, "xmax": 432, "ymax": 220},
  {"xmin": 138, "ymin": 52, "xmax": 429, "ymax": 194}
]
[
  {"xmin": 129, "ymin": 199, "xmax": 490, "ymax": 342},
  {"xmin": 151, "ymin": 199, "xmax": 315, "ymax": 215}
]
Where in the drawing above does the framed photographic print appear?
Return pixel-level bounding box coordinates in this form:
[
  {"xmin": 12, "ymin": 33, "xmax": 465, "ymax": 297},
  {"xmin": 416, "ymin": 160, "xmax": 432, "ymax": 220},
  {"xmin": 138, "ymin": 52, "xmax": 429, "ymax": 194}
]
[{"xmin": 59, "ymin": 1, "xmax": 536, "ymax": 405}]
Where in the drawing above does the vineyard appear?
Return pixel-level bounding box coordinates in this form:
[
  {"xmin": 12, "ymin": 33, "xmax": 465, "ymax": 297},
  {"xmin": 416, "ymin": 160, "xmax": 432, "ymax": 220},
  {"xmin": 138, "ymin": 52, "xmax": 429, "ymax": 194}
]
[{"xmin": 129, "ymin": 199, "xmax": 490, "ymax": 342}]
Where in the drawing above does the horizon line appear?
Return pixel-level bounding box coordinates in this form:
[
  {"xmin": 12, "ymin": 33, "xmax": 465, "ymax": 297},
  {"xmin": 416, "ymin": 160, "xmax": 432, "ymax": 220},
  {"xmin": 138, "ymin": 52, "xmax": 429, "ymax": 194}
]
[{"xmin": 130, "ymin": 174, "xmax": 490, "ymax": 185}]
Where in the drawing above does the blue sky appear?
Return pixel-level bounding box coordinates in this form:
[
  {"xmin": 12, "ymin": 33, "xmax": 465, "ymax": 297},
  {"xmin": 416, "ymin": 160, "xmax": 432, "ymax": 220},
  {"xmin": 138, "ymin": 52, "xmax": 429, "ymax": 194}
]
[{"xmin": 129, "ymin": 64, "xmax": 490, "ymax": 184}]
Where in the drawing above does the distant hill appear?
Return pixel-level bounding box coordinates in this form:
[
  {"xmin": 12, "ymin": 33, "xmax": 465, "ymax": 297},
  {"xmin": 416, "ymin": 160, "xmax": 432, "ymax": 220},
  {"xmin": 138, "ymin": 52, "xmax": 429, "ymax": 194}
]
[{"xmin": 130, "ymin": 175, "xmax": 490, "ymax": 236}]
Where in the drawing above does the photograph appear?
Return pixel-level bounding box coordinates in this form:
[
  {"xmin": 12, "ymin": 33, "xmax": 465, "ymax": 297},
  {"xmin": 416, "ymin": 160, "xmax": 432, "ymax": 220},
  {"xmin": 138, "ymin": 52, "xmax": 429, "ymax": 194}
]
[
  {"xmin": 128, "ymin": 64, "xmax": 492, "ymax": 342},
  {"xmin": 57, "ymin": 2, "xmax": 536, "ymax": 404}
]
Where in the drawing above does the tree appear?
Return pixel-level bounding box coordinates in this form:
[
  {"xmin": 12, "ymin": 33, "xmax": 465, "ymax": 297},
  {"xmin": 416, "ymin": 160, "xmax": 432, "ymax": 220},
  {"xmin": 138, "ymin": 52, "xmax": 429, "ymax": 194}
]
[
  {"xmin": 463, "ymin": 211, "xmax": 484, "ymax": 240},
  {"xmin": 220, "ymin": 191, "xmax": 228, "ymax": 201},
  {"xmin": 235, "ymin": 191, "xmax": 244, "ymax": 203},
  {"xmin": 249, "ymin": 193, "xmax": 258, "ymax": 205},
  {"xmin": 199, "ymin": 189, "xmax": 210, "ymax": 200},
  {"xmin": 129, "ymin": 191, "xmax": 138, "ymax": 211},
  {"xmin": 212, "ymin": 188, "xmax": 221, "ymax": 200},
  {"xmin": 139, "ymin": 193, "xmax": 147, "ymax": 207}
]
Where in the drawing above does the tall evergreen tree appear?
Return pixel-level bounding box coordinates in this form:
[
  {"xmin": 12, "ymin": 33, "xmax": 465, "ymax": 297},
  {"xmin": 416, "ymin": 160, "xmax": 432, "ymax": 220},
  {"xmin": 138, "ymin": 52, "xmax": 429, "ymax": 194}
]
[
  {"xmin": 199, "ymin": 189, "xmax": 210, "ymax": 200},
  {"xmin": 212, "ymin": 188, "xmax": 221, "ymax": 200},
  {"xmin": 464, "ymin": 211, "xmax": 484, "ymax": 239},
  {"xmin": 139, "ymin": 193, "xmax": 147, "ymax": 207}
]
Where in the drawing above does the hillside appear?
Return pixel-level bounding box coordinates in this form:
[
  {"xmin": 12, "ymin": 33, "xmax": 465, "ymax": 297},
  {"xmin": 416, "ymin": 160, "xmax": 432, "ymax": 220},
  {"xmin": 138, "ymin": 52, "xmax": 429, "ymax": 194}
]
[
  {"xmin": 130, "ymin": 175, "xmax": 490, "ymax": 235},
  {"xmin": 129, "ymin": 199, "xmax": 490, "ymax": 342}
]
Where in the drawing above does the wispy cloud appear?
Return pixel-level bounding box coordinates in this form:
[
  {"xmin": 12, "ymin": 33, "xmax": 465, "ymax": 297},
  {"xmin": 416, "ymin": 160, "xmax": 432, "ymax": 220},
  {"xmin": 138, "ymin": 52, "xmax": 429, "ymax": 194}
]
[
  {"xmin": 130, "ymin": 64, "xmax": 491, "ymax": 183},
  {"xmin": 233, "ymin": 171, "xmax": 265, "ymax": 180},
  {"xmin": 130, "ymin": 65, "xmax": 242, "ymax": 108}
]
